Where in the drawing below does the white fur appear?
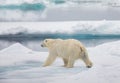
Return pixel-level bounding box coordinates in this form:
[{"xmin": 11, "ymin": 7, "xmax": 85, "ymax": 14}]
[{"xmin": 42, "ymin": 39, "xmax": 93, "ymax": 68}]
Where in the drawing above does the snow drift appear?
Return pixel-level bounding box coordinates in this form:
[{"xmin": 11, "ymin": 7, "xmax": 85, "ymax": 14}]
[{"xmin": 0, "ymin": 40, "xmax": 120, "ymax": 83}]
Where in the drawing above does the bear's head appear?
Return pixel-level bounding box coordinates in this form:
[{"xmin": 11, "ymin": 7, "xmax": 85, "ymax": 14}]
[{"xmin": 41, "ymin": 39, "xmax": 55, "ymax": 48}]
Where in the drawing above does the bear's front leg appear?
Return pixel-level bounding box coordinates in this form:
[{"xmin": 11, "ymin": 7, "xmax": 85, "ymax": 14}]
[
  {"xmin": 43, "ymin": 55, "xmax": 56, "ymax": 67},
  {"xmin": 66, "ymin": 56, "xmax": 75, "ymax": 68}
]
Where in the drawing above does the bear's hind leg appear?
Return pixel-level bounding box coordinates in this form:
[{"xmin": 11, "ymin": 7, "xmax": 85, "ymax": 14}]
[
  {"xmin": 62, "ymin": 58, "xmax": 68, "ymax": 67},
  {"xmin": 81, "ymin": 52, "xmax": 93, "ymax": 68},
  {"xmin": 66, "ymin": 56, "xmax": 75, "ymax": 68}
]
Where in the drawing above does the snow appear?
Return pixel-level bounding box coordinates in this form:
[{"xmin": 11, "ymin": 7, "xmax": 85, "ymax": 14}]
[
  {"xmin": 0, "ymin": 21, "xmax": 77, "ymax": 35},
  {"xmin": 0, "ymin": 43, "xmax": 47, "ymax": 66},
  {"xmin": 0, "ymin": 0, "xmax": 120, "ymax": 21},
  {"xmin": 0, "ymin": 40, "xmax": 120, "ymax": 83},
  {"xmin": 0, "ymin": 0, "xmax": 120, "ymax": 6},
  {"xmin": 0, "ymin": 21, "xmax": 120, "ymax": 35}
]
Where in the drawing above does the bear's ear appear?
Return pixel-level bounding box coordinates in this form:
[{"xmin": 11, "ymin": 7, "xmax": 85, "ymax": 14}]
[{"xmin": 45, "ymin": 39, "xmax": 48, "ymax": 42}]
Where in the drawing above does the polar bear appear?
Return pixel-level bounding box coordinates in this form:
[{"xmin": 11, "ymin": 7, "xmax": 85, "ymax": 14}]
[{"xmin": 41, "ymin": 39, "xmax": 93, "ymax": 68}]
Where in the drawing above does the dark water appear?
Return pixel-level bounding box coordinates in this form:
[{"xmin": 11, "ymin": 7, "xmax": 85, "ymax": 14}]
[{"xmin": 0, "ymin": 38, "xmax": 119, "ymax": 52}]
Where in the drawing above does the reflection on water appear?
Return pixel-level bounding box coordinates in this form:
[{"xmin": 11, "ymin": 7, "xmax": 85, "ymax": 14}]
[{"xmin": 0, "ymin": 38, "xmax": 119, "ymax": 52}]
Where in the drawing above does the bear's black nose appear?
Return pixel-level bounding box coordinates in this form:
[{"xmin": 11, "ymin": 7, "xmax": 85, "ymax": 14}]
[{"xmin": 41, "ymin": 44, "xmax": 43, "ymax": 47}]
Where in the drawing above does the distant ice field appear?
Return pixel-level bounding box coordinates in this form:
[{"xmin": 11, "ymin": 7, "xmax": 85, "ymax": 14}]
[
  {"xmin": 0, "ymin": 21, "xmax": 120, "ymax": 51},
  {"xmin": 0, "ymin": 0, "xmax": 120, "ymax": 21}
]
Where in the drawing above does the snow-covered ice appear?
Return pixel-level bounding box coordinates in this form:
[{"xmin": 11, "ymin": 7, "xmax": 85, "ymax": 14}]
[
  {"xmin": 0, "ymin": 21, "xmax": 120, "ymax": 35},
  {"xmin": 0, "ymin": 40, "xmax": 120, "ymax": 83},
  {"xmin": 0, "ymin": 0, "xmax": 120, "ymax": 21}
]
